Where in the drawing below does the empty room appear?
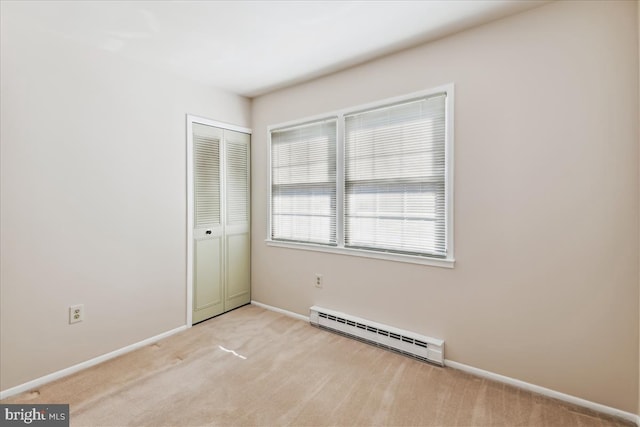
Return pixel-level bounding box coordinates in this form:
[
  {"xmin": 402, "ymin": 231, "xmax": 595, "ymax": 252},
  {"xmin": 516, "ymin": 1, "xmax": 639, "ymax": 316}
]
[{"xmin": 1, "ymin": 0, "xmax": 639, "ymax": 426}]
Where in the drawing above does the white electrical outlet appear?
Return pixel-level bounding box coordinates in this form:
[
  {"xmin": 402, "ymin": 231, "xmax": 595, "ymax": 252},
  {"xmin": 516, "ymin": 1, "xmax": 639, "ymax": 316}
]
[
  {"xmin": 69, "ymin": 304, "xmax": 84, "ymax": 324},
  {"xmin": 315, "ymin": 274, "xmax": 323, "ymax": 288}
]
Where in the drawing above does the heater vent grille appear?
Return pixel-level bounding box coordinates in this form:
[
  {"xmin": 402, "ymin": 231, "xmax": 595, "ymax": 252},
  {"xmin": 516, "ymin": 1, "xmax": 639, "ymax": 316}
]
[{"xmin": 310, "ymin": 306, "xmax": 444, "ymax": 366}]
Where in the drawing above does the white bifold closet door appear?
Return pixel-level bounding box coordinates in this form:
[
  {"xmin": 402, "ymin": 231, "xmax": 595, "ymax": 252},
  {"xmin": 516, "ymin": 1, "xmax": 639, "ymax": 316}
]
[{"xmin": 192, "ymin": 122, "xmax": 250, "ymax": 324}]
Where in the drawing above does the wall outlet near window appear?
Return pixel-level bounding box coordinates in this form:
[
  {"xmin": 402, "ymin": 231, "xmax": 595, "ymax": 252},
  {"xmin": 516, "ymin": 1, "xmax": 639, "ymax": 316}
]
[
  {"xmin": 69, "ymin": 304, "xmax": 84, "ymax": 324},
  {"xmin": 314, "ymin": 274, "xmax": 323, "ymax": 288}
]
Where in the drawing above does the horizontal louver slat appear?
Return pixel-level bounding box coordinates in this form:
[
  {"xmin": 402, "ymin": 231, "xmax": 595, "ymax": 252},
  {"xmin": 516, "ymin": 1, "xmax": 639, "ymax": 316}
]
[
  {"xmin": 226, "ymin": 141, "xmax": 249, "ymax": 225},
  {"xmin": 194, "ymin": 134, "xmax": 220, "ymax": 227}
]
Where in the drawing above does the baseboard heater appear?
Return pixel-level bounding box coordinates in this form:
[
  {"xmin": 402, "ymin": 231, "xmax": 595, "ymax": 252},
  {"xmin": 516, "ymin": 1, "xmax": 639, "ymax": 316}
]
[{"xmin": 309, "ymin": 306, "xmax": 444, "ymax": 366}]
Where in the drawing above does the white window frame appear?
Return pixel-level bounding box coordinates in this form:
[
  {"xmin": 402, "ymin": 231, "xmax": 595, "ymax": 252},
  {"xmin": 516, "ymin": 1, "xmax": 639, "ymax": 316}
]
[
  {"xmin": 266, "ymin": 84, "xmax": 455, "ymax": 268},
  {"xmin": 269, "ymin": 117, "xmax": 338, "ymax": 245}
]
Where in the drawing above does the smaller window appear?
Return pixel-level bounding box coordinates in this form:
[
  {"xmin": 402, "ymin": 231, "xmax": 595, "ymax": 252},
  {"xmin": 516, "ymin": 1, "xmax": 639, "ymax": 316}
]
[{"xmin": 270, "ymin": 118, "xmax": 337, "ymax": 245}]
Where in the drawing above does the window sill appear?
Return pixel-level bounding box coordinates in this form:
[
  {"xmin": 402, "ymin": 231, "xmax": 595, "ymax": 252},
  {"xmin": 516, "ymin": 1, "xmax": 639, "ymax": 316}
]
[{"xmin": 264, "ymin": 239, "xmax": 455, "ymax": 269}]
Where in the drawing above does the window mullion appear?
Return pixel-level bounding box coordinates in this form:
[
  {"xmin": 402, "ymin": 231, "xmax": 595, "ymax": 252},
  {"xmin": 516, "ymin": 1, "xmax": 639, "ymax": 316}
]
[{"xmin": 336, "ymin": 113, "xmax": 345, "ymax": 248}]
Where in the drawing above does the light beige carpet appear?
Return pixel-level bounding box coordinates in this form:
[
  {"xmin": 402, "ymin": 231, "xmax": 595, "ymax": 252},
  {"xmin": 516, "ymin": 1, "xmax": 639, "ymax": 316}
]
[{"xmin": 2, "ymin": 304, "xmax": 634, "ymax": 426}]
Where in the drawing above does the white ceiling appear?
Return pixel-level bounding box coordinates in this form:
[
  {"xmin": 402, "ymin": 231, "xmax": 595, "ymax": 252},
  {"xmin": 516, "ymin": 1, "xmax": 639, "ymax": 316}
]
[{"xmin": 4, "ymin": 1, "xmax": 546, "ymax": 97}]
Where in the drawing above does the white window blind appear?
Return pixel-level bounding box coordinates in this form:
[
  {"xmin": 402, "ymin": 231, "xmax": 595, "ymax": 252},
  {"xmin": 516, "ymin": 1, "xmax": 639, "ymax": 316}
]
[
  {"xmin": 344, "ymin": 94, "xmax": 447, "ymax": 257},
  {"xmin": 270, "ymin": 119, "xmax": 337, "ymax": 245}
]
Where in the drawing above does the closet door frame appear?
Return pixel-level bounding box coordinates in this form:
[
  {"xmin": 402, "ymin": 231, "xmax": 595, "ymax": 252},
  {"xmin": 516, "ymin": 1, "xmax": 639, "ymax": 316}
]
[{"xmin": 186, "ymin": 114, "xmax": 252, "ymax": 327}]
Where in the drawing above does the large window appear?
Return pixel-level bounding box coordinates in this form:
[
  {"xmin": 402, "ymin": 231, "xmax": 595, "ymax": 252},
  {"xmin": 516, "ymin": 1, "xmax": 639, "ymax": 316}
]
[{"xmin": 268, "ymin": 85, "xmax": 454, "ymax": 267}]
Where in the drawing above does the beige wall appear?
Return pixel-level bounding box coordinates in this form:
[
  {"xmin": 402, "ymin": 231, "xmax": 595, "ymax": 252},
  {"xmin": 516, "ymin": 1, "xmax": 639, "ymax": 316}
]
[
  {"xmin": 0, "ymin": 8, "xmax": 251, "ymax": 389},
  {"xmin": 252, "ymin": 0, "xmax": 639, "ymax": 414}
]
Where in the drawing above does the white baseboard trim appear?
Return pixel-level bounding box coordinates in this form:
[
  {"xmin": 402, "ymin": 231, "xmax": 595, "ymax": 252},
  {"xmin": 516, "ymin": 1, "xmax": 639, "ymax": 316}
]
[
  {"xmin": 7, "ymin": 307, "xmax": 633, "ymax": 425},
  {"xmin": 0, "ymin": 325, "xmax": 187, "ymax": 401},
  {"xmin": 256, "ymin": 301, "xmax": 639, "ymax": 424},
  {"xmin": 445, "ymin": 359, "xmax": 639, "ymax": 425},
  {"xmin": 248, "ymin": 302, "xmax": 639, "ymax": 424},
  {"xmin": 251, "ymin": 300, "xmax": 310, "ymax": 322}
]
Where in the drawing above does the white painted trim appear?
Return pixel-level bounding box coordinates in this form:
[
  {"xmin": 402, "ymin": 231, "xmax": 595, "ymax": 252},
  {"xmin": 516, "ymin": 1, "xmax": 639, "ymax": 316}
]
[
  {"xmin": 251, "ymin": 300, "xmax": 310, "ymax": 322},
  {"xmin": 186, "ymin": 116, "xmax": 195, "ymax": 328},
  {"xmin": 444, "ymin": 359, "xmax": 639, "ymax": 425},
  {"xmin": 265, "ymin": 239, "xmax": 455, "ymax": 268},
  {"xmin": 444, "ymin": 85, "xmax": 455, "ymax": 260},
  {"xmin": 186, "ymin": 114, "xmax": 252, "ymax": 135},
  {"xmin": 0, "ymin": 326, "xmax": 187, "ymax": 400},
  {"xmin": 335, "ymin": 115, "xmax": 345, "ymax": 247}
]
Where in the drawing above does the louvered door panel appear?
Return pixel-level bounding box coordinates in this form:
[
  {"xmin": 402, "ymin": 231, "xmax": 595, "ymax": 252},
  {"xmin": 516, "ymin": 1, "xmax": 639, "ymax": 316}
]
[
  {"xmin": 224, "ymin": 129, "xmax": 251, "ymax": 311},
  {"xmin": 192, "ymin": 123, "xmax": 224, "ymax": 323}
]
